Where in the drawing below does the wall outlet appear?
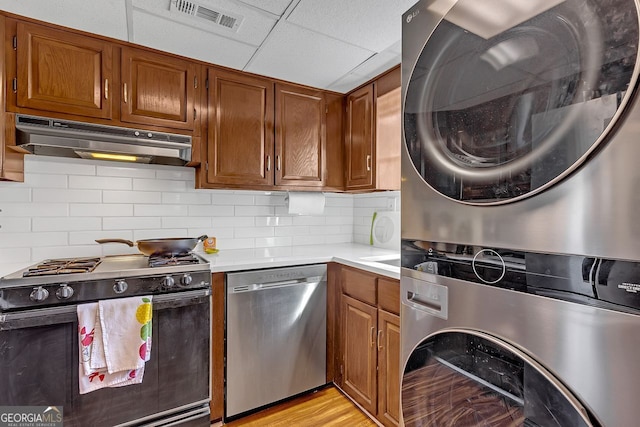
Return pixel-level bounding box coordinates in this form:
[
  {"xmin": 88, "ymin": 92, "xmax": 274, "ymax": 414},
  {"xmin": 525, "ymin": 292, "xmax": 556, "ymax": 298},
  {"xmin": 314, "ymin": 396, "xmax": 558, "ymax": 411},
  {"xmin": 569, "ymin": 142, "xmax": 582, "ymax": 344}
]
[{"xmin": 386, "ymin": 197, "xmax": 397, "ymax": 211}]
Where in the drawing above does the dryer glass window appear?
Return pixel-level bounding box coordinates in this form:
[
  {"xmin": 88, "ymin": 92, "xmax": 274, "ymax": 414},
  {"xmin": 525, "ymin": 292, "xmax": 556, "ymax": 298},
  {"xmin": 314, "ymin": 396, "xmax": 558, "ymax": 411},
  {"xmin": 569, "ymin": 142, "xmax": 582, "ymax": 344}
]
[
  {"xmin": 404, "ymin": 0, "xmax": 639, "ymax": 204},
  {"xmin": 402, "ymin": 331, "xmax": 593, "ymax": 426}
]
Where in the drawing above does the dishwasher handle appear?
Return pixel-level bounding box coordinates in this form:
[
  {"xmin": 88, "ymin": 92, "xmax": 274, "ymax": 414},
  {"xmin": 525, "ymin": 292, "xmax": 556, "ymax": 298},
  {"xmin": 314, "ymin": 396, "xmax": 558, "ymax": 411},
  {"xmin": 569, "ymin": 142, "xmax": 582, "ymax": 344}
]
[{"xmin": 230, "ymin": 276, "xmax": 325, "ymax": 293}]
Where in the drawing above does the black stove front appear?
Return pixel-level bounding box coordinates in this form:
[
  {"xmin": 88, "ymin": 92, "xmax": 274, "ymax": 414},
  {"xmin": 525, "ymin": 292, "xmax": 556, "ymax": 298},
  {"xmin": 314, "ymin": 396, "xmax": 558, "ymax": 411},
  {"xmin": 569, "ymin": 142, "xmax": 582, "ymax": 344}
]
[{"xmin": 0, "ymin": 254, "xmax": 212, "ymax": 426}]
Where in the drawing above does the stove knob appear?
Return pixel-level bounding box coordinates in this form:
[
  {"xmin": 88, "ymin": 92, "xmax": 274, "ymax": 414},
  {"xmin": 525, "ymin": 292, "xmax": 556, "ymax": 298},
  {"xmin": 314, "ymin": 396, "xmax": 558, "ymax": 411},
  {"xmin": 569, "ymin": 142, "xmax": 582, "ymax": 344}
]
[
  {"xmin": 30, "ymin": 286, "xmax": 49, "ymax": 302},
  {"xmin": 56, "ymin": 284, "xmax": 74, "ymax": 300},
  {"xmin": 162, "ymin": 275, "xmax": 175, "ymax": 288},
  {"xmin": 113, "ymin": 279, "xmax": 128, "ymax": 294},
  {"xmin": 181, "ymin": 274, "xmax": 193, "ymax": 286}
]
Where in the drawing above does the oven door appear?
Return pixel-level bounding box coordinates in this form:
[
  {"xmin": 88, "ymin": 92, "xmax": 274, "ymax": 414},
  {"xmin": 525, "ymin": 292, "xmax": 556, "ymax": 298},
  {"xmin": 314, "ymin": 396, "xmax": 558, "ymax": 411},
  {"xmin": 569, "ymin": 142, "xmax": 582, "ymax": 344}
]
[
  {"xmin": 0, "ymin": 289, "xmax": 211, "ymax": 426},
  {"xmin": 402, "ymin": 330, "xmax": 594, "ymax": 426},
  {"xmin": 403, "ymin": 0, "xmax": 640, "ymax": 204}
]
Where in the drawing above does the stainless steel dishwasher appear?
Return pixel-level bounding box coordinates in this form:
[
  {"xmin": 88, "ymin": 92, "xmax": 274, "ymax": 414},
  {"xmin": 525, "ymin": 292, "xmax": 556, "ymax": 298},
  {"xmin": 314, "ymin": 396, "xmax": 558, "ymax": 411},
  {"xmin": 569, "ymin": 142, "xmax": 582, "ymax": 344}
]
[{"xmin": 225, "ymin": 264, "xmax": 327, "ymax": 419}]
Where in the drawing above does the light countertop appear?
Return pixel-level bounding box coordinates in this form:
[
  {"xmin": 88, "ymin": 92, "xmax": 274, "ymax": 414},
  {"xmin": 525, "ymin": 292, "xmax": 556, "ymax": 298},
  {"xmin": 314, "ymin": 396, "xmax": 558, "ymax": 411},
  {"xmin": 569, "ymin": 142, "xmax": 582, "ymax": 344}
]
[{"xmin": 196, "ymin": 243, "xmax": 400, "ymax": 279}]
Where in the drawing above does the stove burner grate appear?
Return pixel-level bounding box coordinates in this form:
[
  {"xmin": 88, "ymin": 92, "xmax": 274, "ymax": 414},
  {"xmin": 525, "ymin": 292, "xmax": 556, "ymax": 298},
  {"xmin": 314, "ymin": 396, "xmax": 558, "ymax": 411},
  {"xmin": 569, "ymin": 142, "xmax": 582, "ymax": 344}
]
[
  {"xmin": 148, "ymin": 253, "xmax": 201, "ymax": 268},
  {"xmin": 22, "ymin": 257, "xmax": 102, "ymax": 277}
]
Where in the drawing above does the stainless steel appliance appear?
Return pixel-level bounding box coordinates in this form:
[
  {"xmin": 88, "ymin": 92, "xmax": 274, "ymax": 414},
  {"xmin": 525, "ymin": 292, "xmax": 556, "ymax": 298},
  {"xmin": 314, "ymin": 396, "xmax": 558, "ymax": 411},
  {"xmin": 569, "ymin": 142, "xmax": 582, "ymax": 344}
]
[
  {"xmin": 225, "ymin": 264, "xmax": 327, "ymax": 420},
  {"xmin": 0, "ymin": 253, "xmax": 212, "ymax": 426},
  {"xmin": 401, "ymin": 0, "xmax": 640, "ymax": 260},
  {"xmin": 401, "ymin": 1, "xmax": 640, "ymax": 426},
  {"xmin": 400, "ymin": 242, "xmax": 640, "ymax": 426},
  {"xmin": 15, "ymin": 114, "xmax": 192, "ymax": 165}
]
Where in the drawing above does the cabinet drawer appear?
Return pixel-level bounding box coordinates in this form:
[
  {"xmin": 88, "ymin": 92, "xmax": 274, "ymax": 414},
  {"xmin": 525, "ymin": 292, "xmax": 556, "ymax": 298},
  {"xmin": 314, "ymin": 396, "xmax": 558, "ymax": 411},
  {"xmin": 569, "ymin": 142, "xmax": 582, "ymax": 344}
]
[
  {"xmin": 378, "ymin": 278, "xmax": 400, "ymax": 315},
  {"xmin": 342, "ymin": 266, "xmax": 377, "ymax": 306}
]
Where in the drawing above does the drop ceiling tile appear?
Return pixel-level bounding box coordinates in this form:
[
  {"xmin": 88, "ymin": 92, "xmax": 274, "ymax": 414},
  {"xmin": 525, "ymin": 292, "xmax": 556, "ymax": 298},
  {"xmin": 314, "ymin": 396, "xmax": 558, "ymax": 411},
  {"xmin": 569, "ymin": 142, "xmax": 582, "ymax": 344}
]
[
  {"xmin": 245, "ymin": 21, "xmax": 374, "ymax": 89},
  {"xmin": 287, "ymin": 0, "xmax": 416, "ymax": 52},
  {"xmin": 0, "ymin": 0, "xmax": 129, "ymax": 40},
  {"xmin": 325, "ymin": 73, "xmax": 370, "ymax": 94},
  {"xmin": 132, "ymin": 0, "xmax": 277, "ymax": 47},
  {"xmin": 351, "ymin": 51, "xmax": 400, "ymax": 81},
  {"xmin": 236, "ymin": 0, "xmax": 293, "ymax": 16},
  {"xmin": 132, "ymin": 10, "xmax": 256, "ymax": 69}
]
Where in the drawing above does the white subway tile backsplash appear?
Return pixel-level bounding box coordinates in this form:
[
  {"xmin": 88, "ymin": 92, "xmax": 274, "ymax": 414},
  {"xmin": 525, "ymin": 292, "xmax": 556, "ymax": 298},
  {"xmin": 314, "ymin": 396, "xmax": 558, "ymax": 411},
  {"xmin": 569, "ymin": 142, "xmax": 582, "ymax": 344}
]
[
  {"xmin": 255, "ymin": 236, "xmax": 293, "ymax": 248},
  {"xmin": 71, "ymin": 203, "xmax": 133, "ymax": 217},
  {"xmin": 4, "ymin": 157, "xmax": 389, "ymax": 262},
  {"xmin": 189, "ymin": 205, "xmax": 235, "ymax": 217},
  {"xmin": 0, "ymin": 217, "xmax": 31, "ymax": 233},
  {"xmin": 69, "ymin": 175, "xmax": 132, "ymax": 190},
  {"xmin": 97, "ymin": 165, "xmax": 156, "ymax": 178},
  {"xmin": 24, "ymin": 173, "xmax": 68, "ymax": 188},
  {"xmin": 24, "ymin": 157, "xmax": 96, "ymax": 175},
  {"xmin": 255, "ymin": 216, "xmax": 293, "ymax": 227},
  {"xmin": 103, "ymin": 191, "xmax": 161, "ymax": 204},
  {"xmin": 155, "ymin": 168, "xmax": 195, "ymax": 181},
  {"xmin": 235, "ymin": 227, "xmax": 274, "ymax": 238},
  {"xmin": 33, "ymin": 245, "xmax": 103, "ymax": 261},
  {"xmin": 162, "ymin": 217, "xmax": 212, "ymax": 229},
  {"xmin": 1, "ymin": 203, "xmax": 68, "ymax": 217},
  {"xmin": 0, "ymin": 247, "xmax": 31, "ymax": 263},
  {"xmin": 33, "ymin": 217, "xmax": 100, "ymax": 232},
  {"xmin": 234, "ymin": 206, "xmax": 274, "ymax": 217},
  {"xmin": 133, "ymin": 178, "xmax": 187, "ymax": 192},
  {"xmin": 162, "ymin": 192, "xmax": 211, "ymax": 205},
  {"xmin": 103, "ymin": 217, "xmax": 162, "ymax": 230},
  {"xmin": 212, "ymin": 194, "xmax": 255, "ymax": 205},
  {"xmin": 70, "ymin": 230, "xmax": 132, "ymax": 245},
  {"xmin": 33, "ymin": 188, "xmax": 101, "ymax": 203},
  {"xmin": 0, "ymin": 187, "xmax": 31, "ymax": 202},
  {"xmin": 134, "ymin": 204, "xmax": 188, "ymax": 217},
  {"xmin": 0, "ymin": 232, "xmax": 67, "ymax": 248}
]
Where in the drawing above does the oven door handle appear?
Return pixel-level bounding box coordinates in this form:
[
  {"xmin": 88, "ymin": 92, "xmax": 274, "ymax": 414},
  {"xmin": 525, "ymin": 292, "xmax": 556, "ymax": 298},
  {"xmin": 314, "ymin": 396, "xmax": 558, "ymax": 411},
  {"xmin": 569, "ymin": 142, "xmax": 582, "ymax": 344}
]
[{"xmin": 0, "ymin": 289, "xmax": 211, "ymax": 331}]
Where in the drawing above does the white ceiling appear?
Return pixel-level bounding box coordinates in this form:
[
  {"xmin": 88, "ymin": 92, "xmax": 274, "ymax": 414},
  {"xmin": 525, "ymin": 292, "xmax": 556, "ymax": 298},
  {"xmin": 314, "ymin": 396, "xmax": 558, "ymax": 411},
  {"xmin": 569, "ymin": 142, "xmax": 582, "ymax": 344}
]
[{"xmin": 0, "ymin": 0, "xmax": 415, "ymax": 93}]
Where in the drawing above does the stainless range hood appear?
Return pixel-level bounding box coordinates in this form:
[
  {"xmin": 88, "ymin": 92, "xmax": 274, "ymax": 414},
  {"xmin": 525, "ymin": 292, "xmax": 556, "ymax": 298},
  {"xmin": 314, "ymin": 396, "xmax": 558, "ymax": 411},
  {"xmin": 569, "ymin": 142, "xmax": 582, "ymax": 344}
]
[{"xmin": 15, "ymin": 115, "xmax": 192, "ymax": 165}]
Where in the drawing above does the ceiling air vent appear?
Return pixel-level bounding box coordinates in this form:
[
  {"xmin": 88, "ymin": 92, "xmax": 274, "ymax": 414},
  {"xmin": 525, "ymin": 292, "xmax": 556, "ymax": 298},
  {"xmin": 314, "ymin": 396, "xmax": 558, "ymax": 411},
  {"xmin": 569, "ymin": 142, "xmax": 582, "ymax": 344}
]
[{"xmin": 170, "ymin": 0, "xmax": 243, "ymax": 32}]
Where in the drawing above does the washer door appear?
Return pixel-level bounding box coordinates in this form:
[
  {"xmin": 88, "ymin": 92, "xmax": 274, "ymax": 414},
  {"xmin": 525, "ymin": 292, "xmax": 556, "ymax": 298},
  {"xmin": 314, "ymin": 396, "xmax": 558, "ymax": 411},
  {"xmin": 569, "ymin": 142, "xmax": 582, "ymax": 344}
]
[
  {"xmin": 404, "ymin": 0, "xmax": 640, "ymax": 204},
  {"xmin": 402, "ymin": 330, "xmax": 594, "ymax": 426}
]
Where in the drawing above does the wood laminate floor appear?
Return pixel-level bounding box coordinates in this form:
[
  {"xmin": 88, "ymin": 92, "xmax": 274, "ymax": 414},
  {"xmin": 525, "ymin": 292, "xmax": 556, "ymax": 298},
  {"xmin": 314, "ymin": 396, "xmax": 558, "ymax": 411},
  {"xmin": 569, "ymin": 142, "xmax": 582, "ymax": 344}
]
[{"xmin": 224, "ymin": 386, "xmax": 377, "ymax": 427}]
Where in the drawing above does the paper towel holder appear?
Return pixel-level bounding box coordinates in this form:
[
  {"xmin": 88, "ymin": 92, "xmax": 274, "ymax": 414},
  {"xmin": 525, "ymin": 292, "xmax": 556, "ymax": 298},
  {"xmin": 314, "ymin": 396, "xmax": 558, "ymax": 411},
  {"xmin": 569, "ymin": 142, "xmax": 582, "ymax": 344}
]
[{"xmin": 285, "ymin": 191, "xmax": 326, "ymax": 215}]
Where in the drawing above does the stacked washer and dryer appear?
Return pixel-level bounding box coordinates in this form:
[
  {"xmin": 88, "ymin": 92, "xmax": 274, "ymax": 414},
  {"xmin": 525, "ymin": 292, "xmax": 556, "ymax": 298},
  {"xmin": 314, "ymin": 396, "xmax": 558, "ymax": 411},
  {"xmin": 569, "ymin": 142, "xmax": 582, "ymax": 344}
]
[{"xmin": 400, "ymin": 0, "xmax": 640, "ymax": 426}]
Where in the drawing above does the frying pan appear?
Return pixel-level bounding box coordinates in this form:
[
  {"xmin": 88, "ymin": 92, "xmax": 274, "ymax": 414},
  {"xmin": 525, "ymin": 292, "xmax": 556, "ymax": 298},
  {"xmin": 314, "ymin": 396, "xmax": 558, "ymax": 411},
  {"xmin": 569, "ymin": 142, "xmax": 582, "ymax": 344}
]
[{"xmin": 96, "ymin": 235, "xmax": 208, "ymax": 256}]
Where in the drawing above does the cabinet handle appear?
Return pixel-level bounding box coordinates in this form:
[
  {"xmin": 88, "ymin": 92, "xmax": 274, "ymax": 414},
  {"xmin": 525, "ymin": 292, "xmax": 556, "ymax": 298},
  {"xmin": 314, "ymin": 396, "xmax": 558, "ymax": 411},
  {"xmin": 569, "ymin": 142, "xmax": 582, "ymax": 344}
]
[
  {"xmin": 104, "ymin": 79, "xmax": 109, "ymax": 100},
  {"xmin": 370, "ymin": 327, "xmax": 376, "ymax": 348},
  {"xmin": 266, "ymin": 155, "xmax": 271, "ymax": 172},
  {"xmin": 194, "ymin": 108, "xmax": 197, "ymax": 120},
  {"xmin": 123, "ymin": 83, "xmax": 128, "ymax": 103},
  {"xmin": 377, "ymin": 329, "xmax": 383, "ymax": 351},
  {"xmin": 276, "ymin": 155, "xmax": 281, "ymax": 171},
  {"xmin": 194, "ymin": 76, "xmax": 198, "ymax": 89},
  {"xmin": 366, "ymin": 154, "xmax": 372, "ymax": 171}
]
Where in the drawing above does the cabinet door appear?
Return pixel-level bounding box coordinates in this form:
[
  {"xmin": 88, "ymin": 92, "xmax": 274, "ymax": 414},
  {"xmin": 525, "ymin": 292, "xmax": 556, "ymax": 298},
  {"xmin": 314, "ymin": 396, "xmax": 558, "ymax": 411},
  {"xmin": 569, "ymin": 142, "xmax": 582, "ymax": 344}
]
[
  {"xmin": 275, "ymin": 83, "xmax": 325, "ymax": 187},
  {"xmin": 206, "ymin": 68, "xmax": 274, "ymax": 186},
  {"xmin": 346, "ymin": 83, "xmax": 374, "ymax": 190},
  {"xmin": 342, "ymin": 294, "xmax": 378, "ymax": 415},
  {"xmin": 121, "ymin": 47, "xmax": 197, "ymax": 130},
  {"xmin": 375, "ymin": 66, "xmax": 401, "ymax": 191},
  {"xmin": 377, "ymin": 310, "xmax": 401, "ymax": 427},
  {"xmin": 16, "ymin": 22, "xmax": 113, "ymax": 119}
]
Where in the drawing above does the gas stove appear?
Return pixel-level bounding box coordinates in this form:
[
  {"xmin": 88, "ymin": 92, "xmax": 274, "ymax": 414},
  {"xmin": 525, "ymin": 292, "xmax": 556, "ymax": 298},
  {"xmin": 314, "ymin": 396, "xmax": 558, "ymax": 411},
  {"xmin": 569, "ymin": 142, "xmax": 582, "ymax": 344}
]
[{"xmin": 0, "ymin": 253, "xmax": 211, "ymax": 311}]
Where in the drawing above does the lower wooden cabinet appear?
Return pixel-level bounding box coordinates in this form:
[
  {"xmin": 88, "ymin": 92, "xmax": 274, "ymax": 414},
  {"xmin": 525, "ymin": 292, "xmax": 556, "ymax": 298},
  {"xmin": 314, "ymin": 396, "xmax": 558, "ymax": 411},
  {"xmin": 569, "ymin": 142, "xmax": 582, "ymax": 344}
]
[
  {"xmin": 336, "ymin": 265, "xmax": 400, "ymax": 427},
  {"xmin": 210, "ymin": 273, "xmax": 225, "ymax": 422}
]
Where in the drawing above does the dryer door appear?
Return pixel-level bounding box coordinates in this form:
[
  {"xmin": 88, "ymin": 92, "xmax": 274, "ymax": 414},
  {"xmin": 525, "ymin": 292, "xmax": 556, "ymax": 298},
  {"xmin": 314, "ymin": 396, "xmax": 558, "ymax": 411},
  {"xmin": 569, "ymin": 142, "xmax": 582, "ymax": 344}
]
[
  {"xmin": 404, "ymin": 0, "xmax": 640, "ymax": 204},
  {"xmin": 402, "ymin": 330, "xmax": 594, "ymax": 426}
]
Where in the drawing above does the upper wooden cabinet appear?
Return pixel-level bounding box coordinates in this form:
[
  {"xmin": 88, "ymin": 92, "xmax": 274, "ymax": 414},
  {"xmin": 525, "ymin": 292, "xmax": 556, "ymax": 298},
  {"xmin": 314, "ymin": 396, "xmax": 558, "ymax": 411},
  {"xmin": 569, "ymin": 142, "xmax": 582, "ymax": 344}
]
[
  {"xmin": 120, "ymin": 47, "xmax": 198, "ymax": 130},
  {"xmin": 205, "ymin": 68, "xmax": 274, "ymax": 186},
  {"xmin": 346, "ymin": 83, "xmax": 375, "ymax": 190},
  {"xmin": 345, "ymin": 66, "xmax": 401, "ymax": 192},
  {"xmin": 13, "ymin": 21, "xmax": 113, "ymax": 119},
  {"xmin": 200, "ymin": 70, "xmax": 343, "ymax": 191},
  {"xmin": 275, "ymin": 83, "xmax": 325, "ymax": 187}
]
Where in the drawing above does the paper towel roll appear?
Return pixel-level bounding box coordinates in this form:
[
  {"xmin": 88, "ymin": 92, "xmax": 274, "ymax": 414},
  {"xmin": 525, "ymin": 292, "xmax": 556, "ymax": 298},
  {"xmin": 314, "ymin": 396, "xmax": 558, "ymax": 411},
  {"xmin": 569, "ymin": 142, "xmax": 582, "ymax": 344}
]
[{"xmin": 286, "ymin": 192, "xmax": 326, "ymax": 215}]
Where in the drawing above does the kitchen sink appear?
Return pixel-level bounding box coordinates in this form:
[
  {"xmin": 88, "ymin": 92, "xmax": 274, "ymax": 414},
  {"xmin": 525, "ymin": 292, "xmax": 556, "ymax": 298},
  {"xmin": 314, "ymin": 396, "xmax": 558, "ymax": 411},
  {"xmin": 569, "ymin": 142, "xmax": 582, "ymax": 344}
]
[{"xmin": 375, "ymin": 258, "xmax": 401, "ymax": 267}]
